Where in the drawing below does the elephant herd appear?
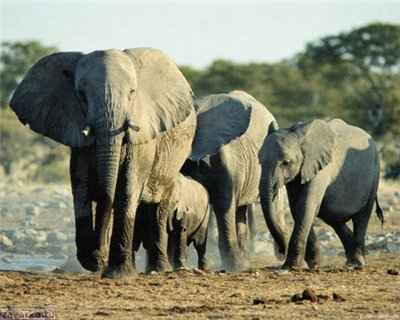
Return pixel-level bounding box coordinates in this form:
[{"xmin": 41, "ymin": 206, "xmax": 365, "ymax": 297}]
[{"xmin": 10, "ymin": 48, "xmax": 383, "ymax": 279}]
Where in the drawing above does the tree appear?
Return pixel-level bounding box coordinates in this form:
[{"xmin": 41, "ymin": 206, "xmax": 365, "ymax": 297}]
[
  {"xmin": 297, "ymin": 23, "xmax": 400, "ymax": 137},
  {"xmin": 0, "ymin": 40, "xmax": 57, "ymax": 108}
]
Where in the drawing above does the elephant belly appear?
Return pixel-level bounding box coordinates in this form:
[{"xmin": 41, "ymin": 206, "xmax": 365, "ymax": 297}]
[
  {"xmin": 320, "ymin": 150, "xmax": 377, "ymax": 222},
  {"xmin": 142, "ymin": 112, "xmax": 196, "ymax": 203}
]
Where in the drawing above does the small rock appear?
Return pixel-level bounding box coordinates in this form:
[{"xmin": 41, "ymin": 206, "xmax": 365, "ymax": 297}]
[
  {"xmin": 26, "ymin": 206, "xmax": 41, "ymax": 217},
  {"xmin": 387, "ymin": 269, "xmax": 399, "ymax": 276},
  {"xmin": 57, "ymin": 202, "xmax": 68, "ymax": 209},
  {"xmin": 47, "ymin": 231, "xmax": 68, "ymax": 243},
  {"xmin": 302, "ymin": 288, "xmax": 318, "ymax": 303},
  {"xmin": 193, "ymin": 268, "xmax": 206, "ymax": 275},
  {"xmin": 0, "ymin": 234, "xmax": 14, "ymax": 249},
  {"xmin": 1, "ymin": 256, "xmax": 13, "ymax": 263},
  {"xmin": 332, "ymin": 292, "xmax": 346, "ymax": 302},
  {"xmin": 253, "ymin": 298, "xmax": 266, "ymax": 305},
  {"xmin": 149, "ymin": 271, "xmax": 158, "ymax": 275},
  {"xmin": 290, "ymin": 293, "xmax": 303, "ymax": 302},
  {"xmin": 317, "ymin": 294, "xmax": 330, "ymax": 302}
]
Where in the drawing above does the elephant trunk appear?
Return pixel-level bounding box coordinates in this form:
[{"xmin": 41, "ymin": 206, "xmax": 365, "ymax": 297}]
[
  {"xmin": 260, "ymin": 170, "xmax": 287, "ymax": 258},
  {"xmin": 93, "ymin": 138, "xmax": 122, "ymax": 265}
]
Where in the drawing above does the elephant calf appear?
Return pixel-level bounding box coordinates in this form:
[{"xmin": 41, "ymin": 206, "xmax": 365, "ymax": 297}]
[
  {"xmin": 133, "ymin": 174, "xmax": 210, "ymax": 271},
  {"xmin": 260, "ymin": 118, "xmax": 383, "ymax": 270}
]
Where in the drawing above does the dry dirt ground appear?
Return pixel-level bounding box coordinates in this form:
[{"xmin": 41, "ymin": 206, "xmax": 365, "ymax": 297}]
[
  {"xmin": 0, "ymin": 254, "xmax": 399, "ymax": 319},
  {"xmin": 0, "ymin": 180, "xmax": 399, "ymax": 319}
]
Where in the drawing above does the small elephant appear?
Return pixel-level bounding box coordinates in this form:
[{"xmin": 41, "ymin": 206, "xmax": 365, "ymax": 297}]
[
  {"xmin": 182, "ymin": 91, "xmax": 286, "ymax": 271},
  {"xmin": 260, "ymin": 118, "xmax": 383, "ymax": 269},
  {"xmin": 133, "ymin": 173, "xmax": 210, "ymax": 272},
  {"xmin": 10, "ymin": 48, "xmax": 196, "ymax": 278}
]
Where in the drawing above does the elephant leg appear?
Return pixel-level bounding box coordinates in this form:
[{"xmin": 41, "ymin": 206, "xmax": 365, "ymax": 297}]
[
  {"xmin": 236, "ymin": 205, "xmax": 249, "ymax": 254},
  {"xmin": 146, "ymin": 204, "xmax": 172, "ymax": 272},
  {"xmin": 283, "ymin": 182, "xmax": 327, "ymax": 269},
  {"xmin": 102, "ymin": 191, "xmax": 140, "ymax": 279},
  {"xmin": 214, "ymin": 199, "xmax": 244, "ymax": 271},
  {"xmin": 247, "ymin": 204, "xmax": 257, "ymax": 255},
  {"xmin": 167, "ymin": 235, "xmax": 176, "ymax": 269},
  {"xmin": 174, "ymin": 226, "xmax": 188, "ymax": 270},
  {"xmin": 331, "ymin": 222, "xmax": 362, "ymax": 267},
  {"xmin": 70, "ymin": 148, "xmax": 100, "ymax": 272},
  {"xmin": 352, "ymin": 203, "xmax": 375, "ymax": 266},
  {"xmin": 304, "ymin": 225, "xmax": 321, "ymax": 270},
  {"xmin": 194, "ymin": 228, "xmax": 209, "ymax": 270}
]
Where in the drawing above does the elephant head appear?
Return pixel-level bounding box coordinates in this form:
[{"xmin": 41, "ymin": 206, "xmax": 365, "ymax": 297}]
[
  {"xmin": 10, "ymin": 48, "xmax": 194, "ymax": 270},
  {"xmin": 260, "ymin": 119, "xmax": 336, "ymax": 251}
]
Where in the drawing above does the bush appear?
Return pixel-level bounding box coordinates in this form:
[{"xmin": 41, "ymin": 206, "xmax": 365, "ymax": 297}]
[{"xmin": 0, "ymin": 108, "xmax": 69, "ymax": 183}]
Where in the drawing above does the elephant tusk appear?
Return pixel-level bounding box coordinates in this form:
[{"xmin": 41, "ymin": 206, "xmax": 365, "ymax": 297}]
[
  {"xmin": 82, "ymin": 126, "xmax": 91, "ymax": 137},
  {"xmin": 25, "ymin": 123, "xmax": 30, "ymax": 129}
]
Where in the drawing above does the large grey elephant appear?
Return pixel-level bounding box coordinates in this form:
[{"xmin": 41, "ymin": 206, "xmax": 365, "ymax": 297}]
[
  {"xmin": 182, "ymin": 90, "xmax": 287, "ymax": 271},
  {"xmin": 260, "ymin": 118, "xmax": 383, "ymax": 269},
  {"xmin": 10, "ymin": 48, "xmax": 196, "ymax": 278},
  {"xmin": 133, "ymin": 173, "xmax": 210, "ymax": 272}
]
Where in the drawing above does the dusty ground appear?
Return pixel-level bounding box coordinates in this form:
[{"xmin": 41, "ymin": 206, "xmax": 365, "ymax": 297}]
[
  {"xmin": 0, "ymin": 254, "xmax": 399, "ymax": 320},
  {"xmin": 0, "ymin": 180, "xmax": 399, "ymax": 319}
]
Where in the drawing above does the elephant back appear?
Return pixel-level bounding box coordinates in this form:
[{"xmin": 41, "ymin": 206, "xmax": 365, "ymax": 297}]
[{"xmin": 190, "ymin": 90, "xmax": 277, "ymax": 161}]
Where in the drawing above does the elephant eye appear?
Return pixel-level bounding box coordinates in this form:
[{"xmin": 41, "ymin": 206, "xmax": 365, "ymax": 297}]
[{"xmin": 282, "ymin": 159, "xmax": 291, "ymax": 166}]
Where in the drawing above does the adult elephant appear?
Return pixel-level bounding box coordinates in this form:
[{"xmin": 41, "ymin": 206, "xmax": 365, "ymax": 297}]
[
  {"xmin": 260, "ymin": 118, "xmax": 383, "ymax": 270},
  {"xmin": 183, "ymin": 90, "xmax": 287, "ymax": 271},
  {"xmin": 10, "ymin": 48, "xmax": 196, "ymax": 278}
]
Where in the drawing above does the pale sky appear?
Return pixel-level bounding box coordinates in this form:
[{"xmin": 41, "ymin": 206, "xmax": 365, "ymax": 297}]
[{"xmin": 1, "ymin": 0, "xmax": 399, "ymax": 68}]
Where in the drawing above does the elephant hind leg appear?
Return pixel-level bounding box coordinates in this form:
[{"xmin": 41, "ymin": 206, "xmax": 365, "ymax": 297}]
[
  {"xmin": 194, "ymin": 236, "xmax": 208, "ymax": 270},
  {"xmin": 214, "ymin": 198, "xmax": 244, "ymax": 271},
  {"xmin": 352, "ymin": 198, "xmax": 375, "ymax": 261},
  {"xmin": 236, "ymin": 205, "xmax": 249, "ymax": 254},
  {"xmin": 331, "ymin": 222, "xmax": 363, "ymax": 267},
  {"xmin": 305, "ymin": 225, "xmax": 321, "ymax": 270}
]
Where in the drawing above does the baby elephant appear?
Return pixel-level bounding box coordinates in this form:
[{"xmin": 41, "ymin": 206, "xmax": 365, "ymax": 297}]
[
  {"xmin": 260, "ymin": 118, "xmax": 383, "ymax": 270},
  {"xmin": 133, "ymin": 174, "xmax": 210, "ymax": 272}
]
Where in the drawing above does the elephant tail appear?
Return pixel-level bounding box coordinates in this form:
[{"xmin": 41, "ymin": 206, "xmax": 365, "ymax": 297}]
[{"xmin": 375, "ymin": 197, "xmax": 384, "ymax": 226}]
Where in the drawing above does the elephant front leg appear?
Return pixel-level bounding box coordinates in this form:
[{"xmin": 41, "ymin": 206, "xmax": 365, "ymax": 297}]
[
  {"xmin": 102, "ymin": 191, "xmax": 139, "ymax": 279},
  {"xmin": 236, "ymin": 205, "xmax": 249, "ymax": 256},
  {"xmin": 284, "ymin": 182, "xmax": 326, "ymax": 270},
  {"xmin": 174, "ymin": 225, "xmax": 188, "ymax": 270},
  {"xmin": 70, "ymin": 148, "xmax": 99, "ymax": 272},
  {"xmin": 147, "ymin": 205, "xmax": 171, "ymax": 272},
  {"xmin": 214, "ymin": 198, "xmax": 245, "ymax": 271},
  {"xmin": 305, "ymin": 226, "xmax": 321, "ymax": 270}
]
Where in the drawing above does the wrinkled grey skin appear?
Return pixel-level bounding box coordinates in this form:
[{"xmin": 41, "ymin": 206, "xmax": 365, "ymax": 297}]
[
  {"xmin": 10, "ymin": 48, "xmax": 196, "ymax": 278},
  {"xmin": 183, "ymin": 91, "xmax": 286, "ymax": 271},
  {"xmin": 133, "ymin": 174, "xmax": 210, "ymax": 272},
  {"xmin": 260, "ymin": 118, "xmax": 383, "ymax": 269}
]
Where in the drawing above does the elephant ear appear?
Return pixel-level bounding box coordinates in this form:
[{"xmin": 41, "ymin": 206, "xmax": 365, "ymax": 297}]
[
  {"xmin": 9, "ymin": 52, "xmax": 93, "ymax": 147},
  {"xmin": 295, "ymin": 119, "xmax": 336, "ymax": 184},
  {"xmin": 190, "ymin": 93, "xmax": 251, "ymax": 161},
  {"xmin": 124, "ymin": 48, "xmax": 194, "ymax": 141}
]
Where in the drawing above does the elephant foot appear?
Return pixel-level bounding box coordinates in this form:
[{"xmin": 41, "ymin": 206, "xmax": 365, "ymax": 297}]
[
  {"xmin": 174, "ymin": 261, "xmax": 189, "ymax": 271},
  {"xmin": 282, "ymin": 258, "xmax": 308, "ymax": 271},
  {"xmin": 102, "ymin": 262, "xmax": 136, "ymax": 279},
  {"xmin": 345, "ymin": 256, "xmax": 365, "ymax": 270},
  {"xmin": 77, "ymin": 250, "xmax": 106, "ymax": 272},
  {"xmin": 307, "ymin": 261, "xmax": 321, "ymax": 271},
  {"xmin": 305, "ymin": 257, "xmax": 321, "ymax": 271}
]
